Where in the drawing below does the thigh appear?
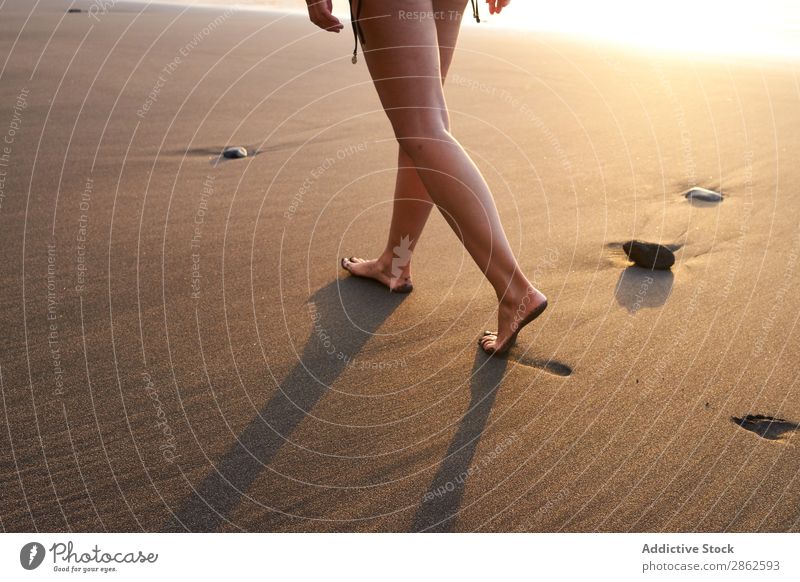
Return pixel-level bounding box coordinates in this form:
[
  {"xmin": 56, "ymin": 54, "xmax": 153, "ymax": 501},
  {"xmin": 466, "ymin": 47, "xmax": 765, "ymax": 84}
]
[
  {"xmin": 355, "ymin": 0, "xmax": 448, "ymax": 137},
  {"xmin": 433, "ymin": 0, "xmax": 468, "ymax": 82}
]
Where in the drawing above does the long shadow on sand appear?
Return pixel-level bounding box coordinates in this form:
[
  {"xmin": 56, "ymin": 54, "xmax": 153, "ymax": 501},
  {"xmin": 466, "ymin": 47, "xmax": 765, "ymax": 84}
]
[
  {"xmin": 615, "ymin": 266, "xmax": 674, "ymax": 314},
  {"xmin": 163, "ymin": 278, "xmax": 406, "ymax": 532},
  {"xmin": 412, "ymin": 352, "xmax": 508, "ymax": 532}
]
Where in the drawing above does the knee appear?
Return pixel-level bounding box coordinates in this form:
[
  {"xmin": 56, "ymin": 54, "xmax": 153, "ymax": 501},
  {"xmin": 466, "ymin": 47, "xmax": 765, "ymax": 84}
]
[{"xmin": 393, "ymin": 120, "xmax": 451, "ymax": 160}]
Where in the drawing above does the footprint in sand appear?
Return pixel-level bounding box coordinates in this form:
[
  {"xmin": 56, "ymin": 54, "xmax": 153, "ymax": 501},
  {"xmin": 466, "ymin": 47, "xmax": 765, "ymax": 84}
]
[{"xmin": 731, "ymin": 414, "xmax": 800, "ymax": 441}]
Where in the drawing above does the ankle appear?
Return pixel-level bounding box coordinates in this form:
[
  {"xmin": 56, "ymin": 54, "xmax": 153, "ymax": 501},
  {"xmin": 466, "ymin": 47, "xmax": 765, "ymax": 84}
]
[
  {"xmin": 381, "ymin": 246, "xmax": 412, "ymax": 278},
  {"xmin": 377, "ymin": 249, "xmax": 395, "ymax": 272},
  {"xmin": 495, "ymin": 275, "xmax": 528, "ymax": 301}
]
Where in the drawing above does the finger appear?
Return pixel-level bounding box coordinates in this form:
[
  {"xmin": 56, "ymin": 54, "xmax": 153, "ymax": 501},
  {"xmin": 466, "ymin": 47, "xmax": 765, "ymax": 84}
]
[
  {"xmin": 327, "ymin": 20, "xmax": 344, "ymax": 32},
  {"xmin": 314, "ymin": 16, "xmax": 344, "ymax": 32},
  {"xmin": 314, "ymin": 9, "xmax": 343, "ymax": 30},
  {"xmin": 308, "ymin": 5, "xmax": 343, "ymax": 32}
]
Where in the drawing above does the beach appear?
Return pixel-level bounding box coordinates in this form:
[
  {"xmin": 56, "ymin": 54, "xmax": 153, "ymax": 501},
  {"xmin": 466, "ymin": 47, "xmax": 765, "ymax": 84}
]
[{"xmin": 1, "ymin": 0, "xmax": 799, "ymax": 532}]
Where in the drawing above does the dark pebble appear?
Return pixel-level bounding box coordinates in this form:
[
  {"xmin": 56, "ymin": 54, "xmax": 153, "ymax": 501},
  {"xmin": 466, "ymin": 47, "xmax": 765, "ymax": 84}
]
[
  {"xmin": 622, "ymin": 240, "xmax": 675, "ymax": 270},
  {"xmin": 222, "ymin": 146, "xmax": 248, "ymax": 159},
  {"xmin": 685, "ymin": 187, "xmax": 723, "ymax": 203}
]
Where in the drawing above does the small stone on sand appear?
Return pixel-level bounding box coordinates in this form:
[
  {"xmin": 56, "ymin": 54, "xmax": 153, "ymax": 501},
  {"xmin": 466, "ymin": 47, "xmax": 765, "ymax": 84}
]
[
  {"xmin": 622, "ymin": 240, "xmax": 675, "ymax": 270},
  {"xmin": 685, "ymin": 187, "xmax": 723, "ymax": 203},
  {"xmin": 223, "ymin": 146, "xmax": 247, "ymax": 159},
  {"xmin": 67, "ymin": 8, "xmax": 82, "ymax": 12}
]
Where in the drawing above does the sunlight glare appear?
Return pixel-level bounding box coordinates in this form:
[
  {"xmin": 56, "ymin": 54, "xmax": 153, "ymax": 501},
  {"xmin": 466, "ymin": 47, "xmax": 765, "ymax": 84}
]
[{"xmin": 484, "ymin": 0, "xmax": 800, "ymax": 57}]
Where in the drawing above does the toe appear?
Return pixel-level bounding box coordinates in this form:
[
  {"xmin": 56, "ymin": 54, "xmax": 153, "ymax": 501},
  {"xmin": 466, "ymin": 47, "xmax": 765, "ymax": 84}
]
[
  {"xmin": 479, "ymin": 333, "xmax": 498, "ymax": 353},
  {"xmin": 342, "ymin": 257, "xmax": 366, "ymax": 274}
]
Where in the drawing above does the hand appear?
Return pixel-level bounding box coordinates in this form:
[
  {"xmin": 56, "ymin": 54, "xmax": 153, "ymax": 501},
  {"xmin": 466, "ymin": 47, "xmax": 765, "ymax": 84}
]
[
  {"xmin": 306, "ymin": 0, "xmax": 344, "ymax": 33},
  {"xmin": 486, "ymin": 0, "xmax": 511, "ymax": 15}
]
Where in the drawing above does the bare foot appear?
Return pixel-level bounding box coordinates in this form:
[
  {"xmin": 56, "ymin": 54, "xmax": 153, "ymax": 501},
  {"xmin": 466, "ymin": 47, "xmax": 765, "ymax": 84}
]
[
  {"xmin": 479, "ymin": 287, "xmax": 548, "ymax": 355},
  {"xmin": 341, "ymin": 256, "xmax": 413, "ymax": 293}
]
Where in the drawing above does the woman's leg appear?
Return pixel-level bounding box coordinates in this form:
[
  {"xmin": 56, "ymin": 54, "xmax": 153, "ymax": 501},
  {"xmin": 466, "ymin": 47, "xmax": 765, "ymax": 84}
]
[
  {"xmin": 342, "ymin": 3, "xmax": 465, "ymax": 292},
  {"xmin": 354, "ymin": 0, "xmax": 547, "ymax": 353},
  {"xmin": 340, "ymin": 148, "xmax": 431, "ymax": 292}
]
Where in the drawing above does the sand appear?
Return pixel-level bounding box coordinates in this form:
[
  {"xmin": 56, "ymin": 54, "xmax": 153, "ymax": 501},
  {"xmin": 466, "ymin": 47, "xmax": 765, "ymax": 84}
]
[{"xmin": 1, "ymin": 0, "xmax": 800, "ymax": 532}]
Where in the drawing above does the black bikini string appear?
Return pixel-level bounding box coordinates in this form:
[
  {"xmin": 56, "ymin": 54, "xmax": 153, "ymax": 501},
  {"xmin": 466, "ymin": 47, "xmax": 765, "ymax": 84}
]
[
  {"xmin": 350, "ymin": 0, "xmax": 364, "ymax": 63},
  {"xmin": 350, "ymin": 1, "xmax": 481, "ymax": 65},
  {"xmin": 470, "ymin": 0, "xmax": 480, "ymax": 23}
]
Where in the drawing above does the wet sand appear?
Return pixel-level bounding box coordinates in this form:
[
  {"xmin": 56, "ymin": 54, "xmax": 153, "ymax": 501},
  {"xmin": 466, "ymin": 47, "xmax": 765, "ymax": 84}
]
[{"xmin": 1, "ymin": 0, "xmax": 800, "ymax": 532}]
